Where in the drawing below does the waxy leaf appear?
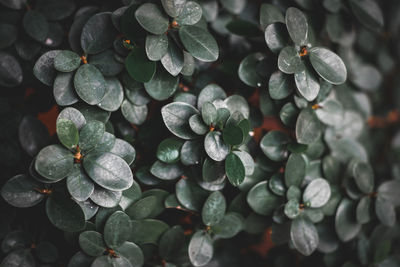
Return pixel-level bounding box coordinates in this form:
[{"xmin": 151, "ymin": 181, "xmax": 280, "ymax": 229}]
[
  {"xmin": 349, "ymin": 0, "xmax": 384, "ymax": 32},
  {"xmin": 309, "ymin": 47, "xmax": 347, "ymax": 85},
  {"xmin": 335, "ymin": 198, "xmax": 361, "ymax": 242},
  {"xmin": 260, "ymin": 131, "xmax": 290, "ymax": 161},
  {"xmin": 53, "ymin": 72, "xmax": 79, "ymax": 106},
  {"xmin": 57, "ymin": 118, "xmax": 79, "ymax": 149},
  {"xmin": 225, "ymin": 153, "xmax": 245, "ymax": 186},
  {"xmin": 303, "ymin": 178, "xmax": 331, "ymax": 208},
  {"xmin": 67, "ymin": 165, "xmax": 94, "ymax": 202},
  {"xmin": 352, "ymin": 161, "xmax": 374, "ymax": 194},
  {"xmin": 150, "ymin": 160, "xmax": 184, "ymax": 180},
  {"xmin": 145, "ymin": 34, "xmax": 169, "ymax": 61},
  {"xmin": 202, "ymin": 191, "xmax": 226, "ymax": 226},
  {"xmin": 98, "ymin": 78, "xmax": 124, "ymax": 112},
  {"xmin": 35, "ymin": 145, "xmax": 73, "ymax": 180},
  {"xmin": 78, "ymin": 120, "xmax": 105, "ymax": 151},
  {"xmin": 79, "ymin": 231, "xmax": 106, "ymax": 257},
  {"xmin": 54, "ymin": 50, "xmax": 81, "ymax": 72},
  {"xmin": 278, "ymin": 46, "xmax": 302, "ymax": 74},
  {"xmin": 260, "ymin": 3, "xmax": 284, "ymax": 29},
  {"xmin": 247, "ymin": 181, "xmax": 281, "ymax": 215},
  {"xmin": 295, "ymin": 65, "xmax": 320, "ymax": 101},
  {"xmin": 159, "ymin": 225, "xmax": 185, "ymax": 261},
  {"xmin": 121, "ymin": 100, "xmax": 148, "ymax": 125},
  {"xmin": 161, "ymin": 102, "xmax": 199, "ymax": 139},
  {"xmin": 144, "ymin": 68, "xmax": 179, "ymax": 100},
  {"xmin": 188, "ymin": 231, "xmax": 213, "ymax": 267},
  {"xmin": 176, "ymin": 178, "xmax": 208, "ymax": 211},
  {"xmin": 285, "ymin": 153, "xmax": 306, "ymax": 187},
  {"xmin": 74, "ymin": 64, "xmax": 106, "ymax": 105},
  {"xmin": 205, "ymin": 131, "xmax": 230, "ymax": 161},
  {"xmin": 135, "ymin": 3, "xmax": 169, "ymax": 35},
  {"xmin": 33, "ymin": 50, "xmax": 60, "ymax": 86},
  {"xmin": 161, "ymin": 0, "xmax": 186, "ymax": 17},
  {"xmin": 90, "ymin": 186, "xmax": 122, "ymax": 208},
  {"xmin": 290, "ymin": 216, "xmax": 318, "ymax": 256},
  {"xmin": 176, "ymin": 1, "xmax": 202, "ymax": 25},
  {"xmin": 296, "ymin": 108, "xmax": 321, "ymax": 145},
  {"xmin": 265, "ymin": 23, "xmax": 289, "ymax": 53},
  {"xmin": 23, "ymin": 10, "xmax": 49, "ymax": 42},
  {"xmin": 269, "ymin": 70, "xmax": 293, "ymax": 100},
  {"xmin": 125, "ymin": 47, "xmax": 156, "ymax": 83},
  {"xmin": 157, "ymin": 138, "xmax": 184, "ymax": 163},
  {"xmin": 161, "ymin": 38, "xmax": 184, "ymax": 76},
  {"xmin": 285, "ymin": 7, "xmax": 308, "ymax": 46},
  {"xmin": 104, "ymin": 211, "xmax": 132, "ymax": 249}
]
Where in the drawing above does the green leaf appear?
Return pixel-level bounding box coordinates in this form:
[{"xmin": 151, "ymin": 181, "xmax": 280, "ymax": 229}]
[
  {"xmin": 33, "ymin": 50, "xmax": 60, "ymax": 86},
  {"xmin": 290, "ymin": 216, "xmax": 318, "ymax": 256},
  {"xmin": 135, "ymin": 3, "xmax": 169, "ymax": 34},
  {"xmin": 284, "ymin": 153, "xmax": 306, "ymax": 187},
  {"xmin": 57, "ymin": 107, "xmax": 86, "ymax": 130},
  {"xmin": 296, "ymin": 108, "xmax": 321, "ymax": 145},
  {"xmin": 81, "ymin": 12, "xmax": 117, "ymax": 54},
  {"xmin": 349, "ymin": 0, "xmax": 384, "ymax": 32},
  {"xmin": 1, "ymin": 174, "xmax": 45, "ymax": 208},
  {"xmin": 176, "ymin": 1, "xmax": 202, "ymax": 25},
  {"xmin": 269, "ymin": 70, "xmax": 293, "ymax": 100},
  {"xmin": 265, "ymin": 22, "xmax": 289, "ymax": 53},
  {"xmin": 57, "ymin": 118, "xmax": 79, "ymax": 149},
  {"xmin": 238, "ymin": 53, "xmax": 265, "ymax": 87},
  {"xmin": 205, "ymin": 131, "xmax": 230, "ymax": 161},
  {"xmin": 226, "ymin": 19, "xmax": 261, "ymax": 37},
  {"xmin": 377, "ymin": 180, "xmax": 400, "ymax": 206},
  {"xmin": 1, "ymin": 249, "xmax": 35, "ymax": 267},
  {"xmin": 159, "ymin": 225, "xmax": 185, "ymax": 261},
  {"xmin": 35, "ymin": 241, "xmax": 58, "ymax": 263},
  {"xmin": 285, "ymin": 7, "xmax": 308, "ymax": 46},
  {"xmin": 356, "ymin": 196, "xmax": 371, "ymax": 224},
  {"xmin": 303, "ymin": 178, "xmax": 331, "ymax": 208},
  {"xmin": 150, "ymin": 160, "xmax": 184, "ymax": 180},
  {"xmin": 279, "ymin": 102, "xmax": 298, "ymax": 127},
  {"xmin": 351, "ymin": 161, "xmax": 374, "ymax": 194},
  {"xmin": 188, "ymin": 231, "xmax": 213, "ymax": 267},
  {"xmin": 179, "ymin": 25, "xmax": 219, "ymax": 62},
  {"xmin": 189, "ymin": 114, "xmax": 208, "ymax": 135},
  {"xmin": 23, "ymin": 10, "xmax": 49, "ymax": 42},
  {"xmin": 78, "ymin": 120, "xmax": 105, "ymax": 151},
  {"xmin": 314, "ymin": 99, "xmax": 343, "ymax": 126},
  {"xmin": 90, "ymin": 255, "xmax": 132, "ymax": 267},
  {"xmin": 83, "ymin": 152, "xmax": 133, "ymax": 191},
  {"xmin": 197, "ymin": 84, "xmax": 227, "ymax": 110},
  {"xmin": 247, "ymin": 181, "xmax": 281, "ymax": 215},
  {"xmin": 202, "ymin": 191, "xmax": 226, "ymax": 226},
  {"xmin": 223, "ymin": 124, "xmax": 244, "ymax": 146},
  {"xmin": 161, "ymin": 0, "xmax": 186, "ymax": 17},
  {"xmin": 54, "ymin": 50, "xmax": 81, "ymax": 73},
  {"xmin": 161, "ymin": 38, "xmax": 184, "ymax": 76},
  {"xmin": 260, "ymin": 3, "xmax": 284, "ymax": 29},
  {"xmin": 109, "ymin": 139, "xmax": 136, "ymax": 166},
  {"xmin": 53, "ymin": 72, "xmax": 79, "ymax": 106},
  {"xmin": 115, "ymin": 242, "xmax": 144, "ymax": 267},
  {"xmin": 90, "ymin": 187, "xmax": 122, "ymax": 208},
  {"xmin": 309, "ymin": 47, "xmax": 347, "ymax": 85},
  {"xmin": 375, "ymin": 197, "xmax": 396, "ymax": 227},
  {"xmin": 144, "ymin": 68, "xmax": 179, "ymax": 100},
  {"xmin": 141, "ymin": 189, "xmax": 169, "ymax": 218},
  {"xmin": 269, "ymin": 173, "xmax": 286, "ymax": 196},
  {"xmin": 68, "ymin": 251, "xmax": 94, "ymax": 267},
  {"xmin": 46, "ymin": 193, "xmax": 86, "ymax": 232},
  {"xmin": 125, "ymin": 46, "xmax": 156, "ymax": 83},
  {"xmin": 335, "ymin": 198, "xmax": 361, "ymax": 242},
  {"xmin": 176, "ymin": 178, "xmax": 208, "ymax": 211},
  {"xmin": 129, "ymin": 219, "xmax": 169, "ymax": 245},
  {"xmin": 35, "ymin": 145, "xmax": 74, "ymax": 180},
  {"xmin": 35, "ymin": 0, "xmax": 76, "ymax": 21},
  {"xmin": 225, "ymin": 153, "xmax": 245, "ymax": 186},
  {"xmin": 104, "ymin": 211, "xmax": 132, "ymax": 249},
  {"xmin": 181, "ymin": 140, "xmax": 202, "ymax": 165},
  {"xmin": 278, "ymin": 46, "xmax": 302, "ymax": 74},
  {"xmin": 66, "ymin": 165, "xmax": 94, "ymax": 202},
  {"xmin": 98, "ymin": 78, "xmax": 124, "ymax": 112},
  {"xmin": 157, "ymin": 138, "xmax": 184, "ymax": 163},
  {"xmin": 294, "ymin": 65, "xmax": 320, "ymax": 101},
  {"xmin": 202, "ymin": 157, "xmax": 226, "ymax": 184},
  {"xmin": 284, "ymin": 199, "xmax": 301, "ymax": 219},
  {"xmin": 181, "ymin": 51, "xmax": 195, "ymax": 76},
  {"xmin": 121, "ymin": 100, "xmax": 148, "ymax": 125},
  {"xmin": 224, "ymin": 95, "xmax": 250, "ymax": 119},
  {"xmin": 201, "ymin": 102, "xmax": 217, "ymax": 126},
  {"xmin": 90, "ymin": 49, "xmax": 124, "ymax": 77},
  {"xmin": 260, "ymin": 130, "xmax": 290, "ymax": 161},
  {"xmin": 161, "ymin": 102, "xmax": 199, "ymax": 139},
  {"xmin": 126, "ymin": 196, "xmax": 157, "ymax": 220},
  {"xmin": 145, "ymin": 34, "xmax": 169, "ymax": 61},
  {"xmin": 0, "ymin": 0, "xmax": 27, "ymax": 9},
  {"xmin": 211, "ymin": 212, "xmax": 244, "ymax": 238},
  {"xmin": 74, "ymin": 64, "xmax": 106, "ymax": 105},
  {"xmin": 119, "ymin": 181, "xmax": 142, "ymax": 210},
  {"xmin": 79, "ymin": 231, "xmax": 106, "ymax": 257}
]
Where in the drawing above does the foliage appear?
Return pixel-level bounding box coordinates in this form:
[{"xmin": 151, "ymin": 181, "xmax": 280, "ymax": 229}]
[{"xmin": 1, "ymin": 0, "xmax": 400, "ymax": 267}]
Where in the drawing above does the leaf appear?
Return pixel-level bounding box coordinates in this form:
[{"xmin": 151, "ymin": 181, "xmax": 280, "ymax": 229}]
[
  {"xmin": 150, "ymin": 160, "xmax": 184, "ymax": 180},
  {"xmin": 201, "ymin": 102, "xmax": 218, "ymax": 126},
  {"xmin": 125, "ymin": 196, "xmax": 157, "ymax": 220},
  {"xmin": 356, "ymin": 196, "xmax": 371, "ymax": 224},
  {"xmin": 56, "ymin": 118, "xmax": 79, "ymax": 150},
  {"xmin": 83, "ymin": 152, "xmax": 133, "ymax": 191},
  {"xmin": 161, "ymin": 38, "xmax": 184, "ymax": 76},
  {"xmin": 285, "ymin": 7, "xmax": 308, "ymax": 46},
  {"xmin": 315, "ymin": 99, "xmax": 343, "ymax": 126},
  {"xmin": 226, "ymin": 19, "xmax": 261, "ymax": 37},
  {"xmin": 278, "ymin": 46, "xmax": 302, "ymax": 74},
  {"xmin": 35, "ymin": 145, "xmax": 73, "ymax": 180},
  {"xmin": 104, "ymin": 211, "xmax": 132, "ymax": 249},
  {"xmin": 109, "ymin": 138, "xmax": 136, "ymax": 165},
  {"xmin": 260, "ymin": 130, "xmax": 290, "ymax": 161},
  {"xmin": 269, "ymin": 70, "xmax": 293, "ymax": 100},
  {"xmin": 135, "ymin": 3, "xmax": 169, "ymax": 34},
  {"xmin": 54, "ymin": 50, "xmax": 81, "ymax": 72},
  {"xmin": 46, "ymin": 193, "xmax": 86, "ymax": 232},
  {"xmin": 181, "ymin": 140, "xmax": 202, "ymax": 165},
  {"xmin": 18, "ymin": 116, "xmax": 50, "ymax": 157},
  {"xmin": 115, "ymin": 242, "xmax": 144, "ymax": 267},
  {"xmin": 1, "ymin": 174, "xmax": 45, "ymax": 208},
  {"xmin": 225, "ymin": 153, "xmax": 245, "ymax": 186},
  {"xmin": 159, "ymin": 225, "xmax": 185, "ymax": 261},
  {"xmin": 179, "ymin": 25, "xmax": 219, "ymax": 62},
  {"xmin": 53, "ymin": 72, "xmax": 79, "ymax": 106},
  {"xmin": 1, "ymin": 249, "xmax": 35, "ymax": 267},
  {"xmin": 349, "ymin": 0, "xmax": 384, "ymax": 32},
  {"xmin": 0, "ymin": 23, "xmax": 17, "ymax": 49},
  {"xmin": 23, "ymin": 10, "xmax": 49, "ymax": 42},
  {"xmin": 67, "ymin": 251, "xmax": 94, "ymax": 267},
  {"xmin": 205, "ymin": 131, "xmax": 230, "ymax": 161},
  {"xmin": 157, "ymin": 138, "xmax": 184, "ymax": 163},
  {"xmin": 144, "ymin": 68, "xmax": 179, "ymax": 100},
  {"xmin": 223, "ymin": 124, "xmax": 244, "ymax": 146},
  {"xmin": 188, "ymin": 231, "xmax": 213, "ymax": 267},
  {"xmin": 375, "ymin": 197, "xmax": 396, "ymax": 227},
  {"xmin": 296, "ymin": 108, "xmax": 321, "ymax": 145},
  {"xmin": 141, "ymin": 189, "xmax": 169, "ymax": 218},
  {"xmin": 121, "ymin": 100, "xmax": 148, "ymax": 125},
  {"xmin": 78, "ymin": 120, "xmax": 105, "ymax": 151},
  {"xmin": 125, "ymin": 46, "xmax": 156, "ymax": 83},
  {"xmin": 247, "ymin": 181, "xmax": 281, "ymax": 215},
  {"xmin": 145, "ymin": 34, "xmax": 169, "ymax": 61},
  {"xmin": 0, "ymin": 0, "xmax": 26, "ymax": 9},
  {"xmin": 290, "ymin": 216, "xmax": 319, "ymax": 256},
  {"xmin": 224, "ymin": 95, "xmax": 250, "ymax": 119},
  {"xmin": 81, "ymin": 12, "xmax": 117, "ymax": 54},
  {"xmin": 78, "ymin": 231, "xmax": 106, "ymax": 257},
  {"xmin": 129, "ymin": 219, "xmax": 169, "ymax": 245},
  {"xmin": 74, "ymin": 64, "xmax": 106, "ymax": 105},
  {"xmin": 181, "ymin": 51, "xmax": 195, "ymax": 76},
  {"xmin": 211, "ymin": 212, "xmax": 244, "ymax": 238},
  {"xmin": 202, "ymin": 192, "xmax": 227, "ymax": 228},
  {"xmin": 335, "ymin": 198, "xmax": 361, "ymax": 242},
  {"xmin": 33, "ymin": 50, "xmax": 60, "ymax": 86},
  {"xmin": 90, "ymin": 187, "xmax": 122, "ymax": 208},
  {"xmin": 303, "ymin": 178, "xmax": 331, "ymax": 208},
  {"xmin": 57, "ymin": 107, "xmax": 86, "ymax": 130},
  {"xmin": 265, "ymin": 22, "xmax": 289, "ymax": 53},
  {"xmin": 284, "ymin": 199, "xmax": 301, "ymax": 219},
  {"xmin": 161, "ymin": 0, "xmax": 186, "ymax": 17},
  {"xmin": 66, "ymin": 165, "xmax": 93, "ymax": 202},
  {"xmin": 294, "ymin": 65, "xmax": 320, "ymax": 101},
  {"xmin": 161, "ymin": 102, "xmax": 199, "ymax": 139},
  {"xmin": 309, "ymin": 47, "xmax": 347, "ymax": 85},
  {"xmin": 197, "ymin": 84, "xmax": 227, "ymax": 110},
  {"xmin": 260, "ymin": 3, "xmax": 284, "ymax": 29},
  {"xmin": 284, "ymin": 153, "xmax": 306, "ymax": 187},
  {"xmin": 352, "ymin": 161, "xmax": 374, "ymax": 194},
  {"xmin": 35, "ymin": 241, "xmax": 58, "ymax": 263},
  {"xmin": 377, "ymin": 180, "xmax": 400, "ymax": 207},
  {"xmin": 176, "ymin": 178, "xmax": 208, "ymax": 211},
  {"xmin": 90, "ymin": 255, "xmax": 132, "ymax": 267},
  {"xmin": 189, "ymin": 114, "xmax": 208, "ymax": 135},
  {"xmin": 176, "ymin": 1, "xmax": 202, "ymax": 25},
  {"xmin": 233, "ymin": 151, "xmax": 254, "ymax": 176},
  {"xmin": 238, "ymin": 53, "xmax": 265, "ymax": 87}
]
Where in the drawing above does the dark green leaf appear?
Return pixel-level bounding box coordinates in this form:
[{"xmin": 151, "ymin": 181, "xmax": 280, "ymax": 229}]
[
  {"xmin": 335, "ymin": 198, "xmax": 361, "ymax": 242},
  {"xmin": 161, "ymin": 0, "xmax": 186, "ymax": 17},
  {"xmin": 269, "ymin": 70, "xmax": 293, "ymax": 100},
  {"xmin": 145, "ymin": 34, "xmax": 169, "ymax": 61},
  {"xmin": 349, "ymin": 0, "xmax": 384, "ymax": 32},
  {"xmin": 285, "ymin": 153, "xmax": 306, "ymax": 187},
  {"xmin": 126, "ymin": 46, "xmax": 156, "ymax": 83},
  {"xmin": 225, "ymin": 153, "xmax": 245, "ymax": 186},
  {"xmin": 223, "ymin": 124, "xmax": 244, "ymax": 146},
  {"xmin": 247, "ymin": 181, "xmax": 281, "ymax": 215},
  {"xmin": 126, "ymin": 196, "xmax": 157, "ymax": 219},
  {"xmin": 23, "ymin": 10, "xmax": 49, "ymax": 42},
  {"xmin": 197, "ymin": 84, "xmax": 227, "ymax": 110},
  {"xmin": 377, "ymin": 180, "xmax": 400, "ymax": 207},
  {"xmin": 226, "ymin": 19, "xmax": 261, "ymax": 37},
  {"xmin": 303, "ymin": 178, "xmax": 331, "ymax": 208},
  {"xmin": 188, "ymin": 231, "xmax": 213, "ymax": 267},
  {"xmin": 115, "ymin": 242, "xmax": 144, "ymax": 267},
  {"xmin": 159, "ymin": 225, "xmax": 185, "ymax": 261},
  {"xmin": 211, "ymin": 212, "xmax": 244, "ymax": 238},
  {"xmin": 97, "ymin": 78, "xmax": 124, "ymax": 112},
  {"xmin": 157, "ymin": 138, "xmax": 184, "ymax": 163},
  {"xmin": 35, "ymin": 145, "xmax": 73, "ymax": 180},
  {"xmin": 181, "ymin": 51, "xmax": 195, "ymax": 76},
  {"xmin": 67, "ymin": 165, "xmax": 94, "ymax": 202},
  {"xmin": 144, "ymin": 68, "xmax": 179, "ymax": 100},
  {"xmin": 201, "ymin": 102, "xmax": 217, "ymax": 126},
  {"xmin": 150, "ymin": 160, "xmax": 184, "ymax": 180},
  {"xmin": 176, "ymin": 178, "xmax": 208, "ymax": 211},
  {"xmin": 74, "ymin": 64, "xmax": 106, "ymax": 105},
  {"xmin": 57, "ymin": 118, "xmax": 79, "ymax": 149},
  {"xmin": 1, "ymin": 174, "xmax": 44, "ymax": 208},
  {"xmin": 161, "ymin": 102, "xmax": 199, "ymax": 139},
  {"xmin": 204, "ymin": 131, "xmax": 230, "ymax": 161},
  {"xmin": 238, "ymin": 53, "xmax": 265, "ymax": 87},
  {"xmin": 1, "ymin": 249, "xmax": 35, "ymax": 267},
  {"xmin": 54, "ymin": 72, "xmax": 79, "ymax": 106},
  {"xmin": 189, "ymin": 114, "xmax": 208, "ymax": 135},
  {"xmin": 356, "ymin": 196, "xmax": 371, "ymax": 224},
  {"xmin": 0, "ymin": 23, "xmax": 17, "ymax": 49},
  {"xmin": 265, "ymin": 23, "xmax": 289, "ymax": 53},
  {"xmin": 58, "ymin": 107, "xmax": 86, "ymax": 130},
  {"xmin": 220, "ymin": 0, "xmax": 246, "ymax": 14},
  {"xmin": 78, "ymin": 120, "xmax": 105, "ymax": 151},
  {"xmin": 309, "ymin": 47, "xmax": 347, "ymax": 85},
  {"xmin": 278, "ymin": 46, "xmax": 302, "ymax": 74},
  {"xmin": 104, "ymin": 211, "xmax": 132, "ymax": 249},
  {"xmin": 54, "ymin": 50, "xmax": 81, "ymax": 72},
  {"xmin": 260, "ymin": 3, "xmax": 284, "ymax": 29},
  {"xmin": 176, "ymin": 1, "xmax": 202, "ymax": 25},
  {"xmin": 90, "ymin": 186, "xmax": 122, "ymax": 208},
  {"xmin": 90, "ymin": 49, "xmax": 124, "ymax": 77},
  {"xmin": 121, "ymin": 100, "xmax": 148, "ymax": 125},
  {"xmin": 129, "ymin": 219, "xmax": 169, "ymax": 245},
  {"xmin": 295, "ymin": 65, "xmax": 320, "ymax": 101},
  {"xmin": 135, "ymin": 3, "xmax": 169, "ymax": 34},
  {"xmin": 284, "ymin": 199, "xmax": 301, "ymax": 219},
  {"xmin": 296, "ymin": 108, "xmax": 321, "ymax": 145},
  {"xmin": 352, "ymin": 161, "xmax": 374, "ymax": 194},
  {"xmin": 110, "ymin": 138, "xmax": 136, "ymax": 166},
  {"xmin": 290, "ymin": 216, "xmax": 318, "ymax": 256},
  {"xmin": 202, "ymin": 191, "xmax": 226, "ymax": 226},
  {"xmin": 79, "ymin": 231, "xmax": 106, "ymax": 257},
  {"xmin": 285, "ymin": 7, "xmax": 308, "ymax": 46},
  {"xmin": 33, "ymin": 50, "xmax": 60, "ymax": 86},
  {"xmin": 181, "ymin": 140, "xmax": 202, "ymax": 165},
  {"xmin": 161, "ymin": 38, "xmax": 184, "ymax": 76},
  {"xmin": 375, "ymin": 197, "xmax": 396, "ymax": 227},
  {"xmin": 91, "ymin": 255, "xmax": 132, "ymax": 267},
  {"xmin": 260, "ymin": 130, "xmax": 290, "ymax": 161}
]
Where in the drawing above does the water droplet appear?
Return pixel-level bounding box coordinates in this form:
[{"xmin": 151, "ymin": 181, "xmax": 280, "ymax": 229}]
[{"xmin": 257, "ymin": 83, "xmax": 261, "ymax": 87}]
